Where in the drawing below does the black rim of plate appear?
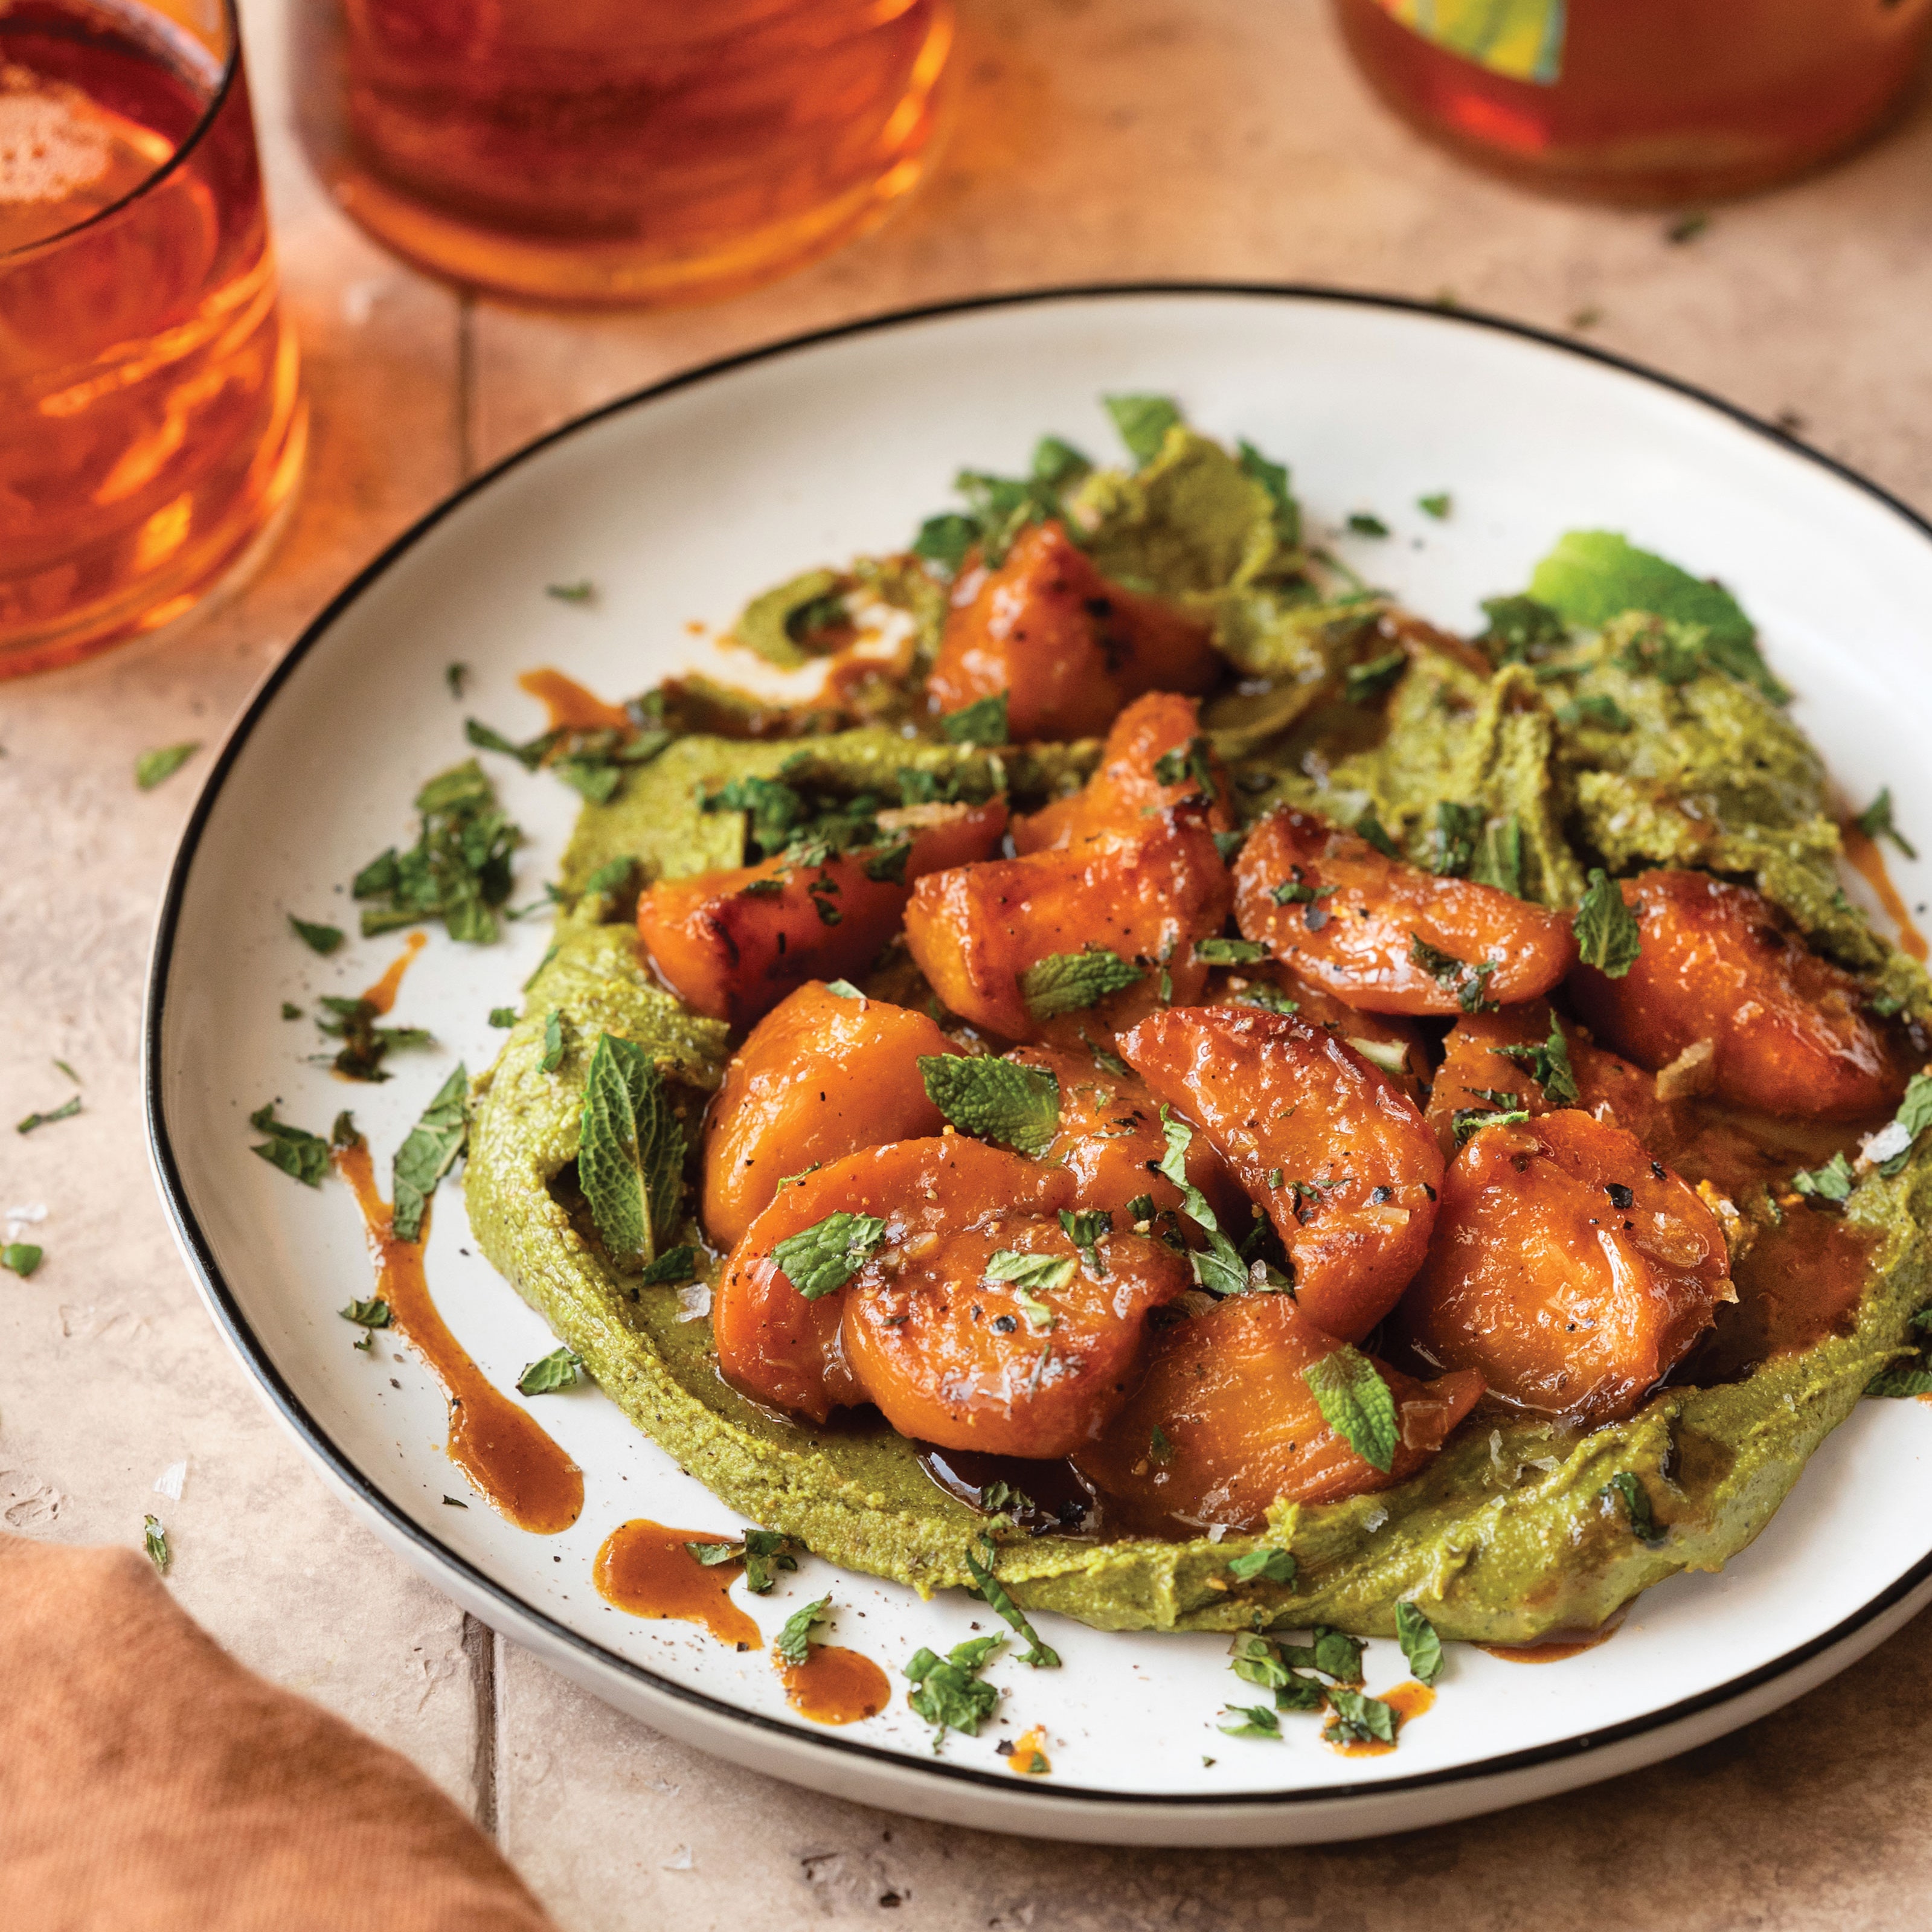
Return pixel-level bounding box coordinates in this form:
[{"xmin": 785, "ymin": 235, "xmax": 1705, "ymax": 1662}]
[{"xmin": 145, "ymin": 282, "xmax": 1932, "ymax": 1816}]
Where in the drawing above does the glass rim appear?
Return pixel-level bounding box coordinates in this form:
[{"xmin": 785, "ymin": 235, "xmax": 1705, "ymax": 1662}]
[{"xmin": 2, "ymin": 0, "xmax": 245, "ymax": 266}]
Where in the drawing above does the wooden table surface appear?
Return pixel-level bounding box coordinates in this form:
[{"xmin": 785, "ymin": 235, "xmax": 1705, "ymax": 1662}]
[{"xmin": 8, "ymin": 4, "xmax": 1932, "ymax": 1925}]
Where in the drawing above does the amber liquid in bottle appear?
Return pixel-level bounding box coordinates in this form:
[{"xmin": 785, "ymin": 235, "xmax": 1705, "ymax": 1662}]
[
  {"xmin": 1333, "ymin": 0, "xmax": 1932, "ymax": 204},
  {"xmin": 296, "ymin": 0, "xmax": 957, "ymax": 307},
  {"xmin": 0, "ymin": 0, "xmax": 304, "ymax": 677}
]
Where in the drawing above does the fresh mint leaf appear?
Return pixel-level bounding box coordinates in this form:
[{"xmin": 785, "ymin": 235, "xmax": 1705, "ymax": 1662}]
[
  {"xmin": 1869, "ymin": 1071, "xmax": 1932, "ymax": 1177},
  {"xmin": 1032, "ymin": 435, "xmax": 1091, "ymax": 489},
  {"xmin": 2, "ymin": 1243, "xmax": 43, "ymax": 1277},
  {"xmin": 1856, "ymin": 788, "xmax": 1918, "ymax": 861},
  {"xmin": 1059, "ymin": 1207, "xmax": 1111, "ymax": 1275},
  {"xmin": 249, "ymin": 1104, "xmax": 330, "ymax": 1187},
  {"xmin": 1237, "ymin": 438, "xmax": 1300, "ymax": 544},
  {"xmin": 353, "ymin": 759, "xmax": 519, "ymax": 945},
  {"xmin": 144, "ymin": 1515, "xmax": 170, "ymax": 1575},
  {"xmin": 1477, "ymin": 593, "xmax": 1568, "ymax": 666},
  {"xmin": 1452, "ymin": 1105, "xmax": 1530, "ymax": 1147},
  {"xmin": 1324, "ymin": 1686, "xmax": 1396, "ymax": 1747},
  {"xmin": 391, "ymin": 1064, "xmax": 469, "ymax": 1241},
  {"xmin": 940, "ymin": 691, "xmax": 1009, "ymax": 748},
  {"xmin": 135, "ymin": 742, "xmax": 200, "ymax": 791},
  {"xmin": 905, "ymin": 1634, "xmax": 1004, "ymax": 1740},
  {"xmin": 1103, "ymin": 393, "xmax": 1181, "ymax": 466},
  {"xmin": 1194, "ymin": 937, "xmax": 1269, "ymax": 965},
  {"xmin": 1602, "ymin": 1469, "xmax": 1664, "ymax": 1544},
  {"xmin": 1491, "ymin": 1013, "xmax": 1579, "ymax": 1106},
  {"xmin": 1573, "ymin": 869, "xmax": 1641, "ymax": 977},
  {"xmin": 289, "ymin": 916, "xmax": 344, "ymax": 955},
  {"xmin": 1430, "ymin": 800, "xmax": 1481, "ymax": 878},
  {"xmin": 583, "ymin": 855, "xmax": 637, "ymax": 897},
  {"xmin": 987, "ymin": 1250, "xmax": 1077, "ymax": 1296},
  {"xmin": 1235, "ymin": 982, "xmax": 1298, "ymax": 1015},
  {"xmin": 772, "ymin": 1212, "xmax": 888, "ymax": 1300},
  {"xmin": 1792, "ymin": 1151, "xmax": 1856, "ymax": 1203},
  {"xmin": 1302, "ymin": 1344, "xmax": 1399, "ymax": 1472},
  {"xmin": 16, "ymin": 1094, "xmax": 81, "ymax": 1134},
  {"xmin": 638, "ymin": 1244, "xmax": 698, "ymax": 1287},
  {"xmin": 1354, "ymin": 809, "xmax": 1399, "ymax": 858},
  {"xmin": 1417, "ymin": 492, "xmax": 1451, "ymax": 520},
  {"xmin": 1869, "ymin": 1362, "xmax": 1932, "ymax": 1399},
  {"xmin": 918, "ymin": 1054, "xmax": 1061, "ymax": 1157},
  {"xmin": 341, "ymin": 1297, "xmax": 390, "ymax": 1329},
  {"xmin": 517, "ymin": 1346, "xmax": 582, "ymax": 1394},
  {"xmin": 539, "ymin": 1008, "xmax": 567, "ymax": 1073},
  {"xmin": 576, "ymin": 1033, "xmax": 682, "ymax": 1266},
  {"xmin": 775, "ymin": 1594, "xmax": 832, "ymax": 1665},
  {"xmin": 1557, "ymin": 693, "xmax": 1634, "ymax": 732},
  {"xmin": 964, "ymin": 1536, "xmax": 1061, "ymax": 1667},
  {"xmin": 1153, "ymin": 734, "xmax": 1221, "ymax": 801},
  {"xmin": 1395, "ymin": 1601, "xmax": 1444, "ymax": 1685},
  {"xmin": 1019, "ymin": 945, "xmax": 1143, "ymax": 1019},
  {"xmin": 1218, "ymin": 1704, "xmax": 1283, "ymax": 1740},
  {"xmin": 1408, "ymin": 932, "xmax": 1497, "ymax": 1012},
  {"xmin": 1227, "ymin": 1547, "xmax": 1297, "ymax": 1586},
  {"xmin": 1157, "ymin": 1108, "xmax": 1249, "ymax": 1297},
  {"xmin": 912, "ymin": 512, "xmax": 978, "ymax": 574},
  {"xmin": 742, "ymin": 1528, "xmax": 800, "ymax": 1594},
  {"xmin": 1529, "ymin": 531, "xmax": 1787, "ymax": 703},
  {"xmin": 488, "ymin": 1006, "xmax": 518, "ymax": 1027},
  {"xmin": 1345, "ymin": 651, "xmax": 1405, "ymax": 704},
  {"xmin": 1471, "ymin": 815, "xmax": 1525, "ymax": 897}
]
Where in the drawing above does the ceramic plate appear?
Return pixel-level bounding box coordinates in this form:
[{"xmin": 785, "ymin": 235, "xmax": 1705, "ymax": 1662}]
[{"xmin": 147, "ymin": 287, "xmax": 1932, "ymax": 1846}]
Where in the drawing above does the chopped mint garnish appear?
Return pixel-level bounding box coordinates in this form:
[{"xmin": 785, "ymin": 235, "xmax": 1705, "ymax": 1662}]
[
  {"xmin": 1572, "ymin": 868, "xmax": 1642, "ymax": 977},
  {"xmin": 1157, "ymin": 1108, "xmax": 1248, "ymax": 1297},
  {"xmin": 918, "ymin": 1054, "xmax": 1061, "ymax": 1158},
  {"xmin": 2, "ymin": 1243, "xmax": 43, "ymax": 1278},
  {"xmin": 144, "ymin": 1515, "xmax": 171, "ymax": 1575},
  {"xmin": 289, "ymin": 916, "xmax": 344, "ymax": 955},
  {"xmin": 1103, "ymin": 393, "xmax": 1181, "ymax": 467},
  {"xmin": 16, "ymin": 1094, "xmax": 81, "ymax": 1134},
  {"xmin": 1019, "ymin": 945, "xmax": 1143, "ymax": 1019},
  {"xmin": 1226, "ymin": 1547, "xmax": 1297, "ymax": 1587},
  {"xmin": 390, "ymin": 1064, "xmax": 469, "ymax": 1242},
  {"xmin": 772, "ymin": 1212, "xmax": 889, "ymax": 1301},
  {"xmin": 1303, "ymin": 1344, "xmax": 1398, "ymax": 1472},
  {"xmin": 249, "ymin": 1104, "xmax": 330, "ymax": 1187},
  {"xmin": 135, "ymin": 742, "xmax": 199, "ymax": 791},
  {"xmin": 1855, "ymin": 787, "xmax": 1918, "ymax": 860},
  {"xmin": 516, "ymin": 1346, "xmax": 583, "ymax": 1394},
  {"xmin": 576, "ymin": 1034, "xmax": 681, "ymax": 1267},
  {"xmin": 939, "ymin": 691, "xmax": 1009, "ymax": 748},
  {"xmin": 1490, "ymin": 1013, "xmax": 1579, "ymax": 1106},
  {"xmin": 963, "ymin": 1536, "xmax": 1061, "ymax": 1667},
  {"xmin": 1395, "ymin": 1601, "xmax": 1444, "ymax": 1685},
  {"xmin": 905, "ymin": 1634, "xmax": 1004, "ymax": 1742}
]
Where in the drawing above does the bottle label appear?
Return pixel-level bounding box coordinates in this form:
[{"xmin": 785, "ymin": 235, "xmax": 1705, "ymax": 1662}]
[{"xmin": 1368, "ymin": 0, "xmax": 1567, "ymax": 85}]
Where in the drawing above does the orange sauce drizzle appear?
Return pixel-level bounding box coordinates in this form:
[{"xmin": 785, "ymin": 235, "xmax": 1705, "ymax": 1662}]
[
  {"xmin": 1005, "ymin": 1724, "xmax": 1053, "ymax": 1775},
  {"xmin": 1480, "ymin": 1618, "xmax": 1622, "ymax": 1664},
  {"xmin": 335, "ymin": 1138, "xmax": 583, "ymax": 1534},
  {"xmin": 1324, "ymin": 1680, "xmax": 1434, "ymax": 1756},
  {"xmin": 358, "ymin": 930, "xmax": 426, "ymax": 1016},
  {"xmin": 592, "ymin": 1520, "xmax": 763, "ymax": 1649},
  {"xmin": 1843, "ymin": 823, "xmax": 1928, "ymax": 961},
  {"xmin": 780, "ymin": 1644, "xmax": 892, "ymax": 1725},
  {"xmin": 517, "ymin": 667, "xmax": 633, "ymax": 734}
]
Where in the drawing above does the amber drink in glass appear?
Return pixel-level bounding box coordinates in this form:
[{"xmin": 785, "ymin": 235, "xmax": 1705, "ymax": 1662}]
[
  {"xmin": 0, "ymin": 0, "xmax": 304, "ymax": 679},
  {"xmin": 297, "ymin": 0, "xmax": 957, "ymax": 307},
  {"xmin": 1334, "ymin": 0, "xmax": 1932, "ymax": 204}
]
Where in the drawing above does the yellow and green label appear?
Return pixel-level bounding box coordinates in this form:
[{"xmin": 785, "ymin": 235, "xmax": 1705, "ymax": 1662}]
[{"xmin": 1369, "ymin": 0, "xmax": 1567, "ymax": 85}]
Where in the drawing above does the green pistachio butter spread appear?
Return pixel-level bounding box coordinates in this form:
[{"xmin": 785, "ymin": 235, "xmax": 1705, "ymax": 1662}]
[{"xmin": 464, "ymin": 424, "xmax": 1932, "ymax": 1642}]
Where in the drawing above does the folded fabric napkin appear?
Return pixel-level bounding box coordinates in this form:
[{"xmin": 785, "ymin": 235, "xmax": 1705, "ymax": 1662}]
[{"xmin": 0, "ymin": 1533, "xmax": 556, "ymax": 1931}]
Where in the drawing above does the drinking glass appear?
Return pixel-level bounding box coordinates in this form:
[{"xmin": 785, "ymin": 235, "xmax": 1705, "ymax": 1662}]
[
  {"xmin": 295, "ymin": 0, "xmax": 957, "ymax": 307},
  {"xmin": 1334, "ymin": 0, "xmax": 1932, "ymax": 204},
  {"xmin": 1, "ymin": 0, "xmax": 306, "ymax": 678}
]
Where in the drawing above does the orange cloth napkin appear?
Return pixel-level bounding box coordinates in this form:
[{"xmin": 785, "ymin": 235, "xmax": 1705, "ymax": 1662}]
[{"xmin": 0, "ymin": 1533, "xmax": 557, "ymax": 1932}]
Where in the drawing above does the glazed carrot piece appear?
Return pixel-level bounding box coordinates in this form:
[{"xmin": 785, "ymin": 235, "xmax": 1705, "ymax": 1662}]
[
  {"xmin": 1567, "ymin": 868, "xmax": 1909, "ymax": 1120},
  {"xmin": 713, "ymin": 1138, "xmax": 1074, "ymax": 1425},
  {"xmin": 1232, "ymin": 807, "xmax": 1576, "ymax": 1015},
  {"xmin": 1423, "ymin": 1001, "xmax": 1676, "ymax": 1161},
  {"xmin": 1012, "ymin": 1042, "xmax": 1248, "ymax": 1230},
  {"xmin": 1013, "ymin": 692, "xmax": 1235, "ymax": 854},
  {"xmin": 1073, "ymin": 1294, "xmax": 1484, "ymax": 1532},
  {"xmin": 1395, "ymin": 1109, "xmax": 1732, "ymax": 1428},
  {"xmin": 842, "ymin": 1213, "xmax": 1191, "ymax": 1459},
  {"xmin": 1207, "ymin": 962, "xmax": 1431, "ymax": 1096},
  {"xmin": 637, "ymin": 799, "xmax": 1006, "ymax": 1028},
  {"xmin": 1120, "ymin": 1005, "xmax": 1443, "ymax": 1341},
  {"xmin": 701, "ymin": 983, "xmax": 953, "ymax": 1250},
  {"xmin": 903, "ymin": 804, "xmax": 1231, "ymax": 1045},
  {"xmin": 926, "ymin": 521, "xmax": 1221, "ymax": 742}
]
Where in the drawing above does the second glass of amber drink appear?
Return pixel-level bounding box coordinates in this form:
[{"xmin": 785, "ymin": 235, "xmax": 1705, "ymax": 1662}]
[
  {"xmin": 1, "ymin": 0, "xmax": 305, "ymax": 678},
  {"xmin": 298, "ymin": 0, "xmax": 957, "ymax": 307}
]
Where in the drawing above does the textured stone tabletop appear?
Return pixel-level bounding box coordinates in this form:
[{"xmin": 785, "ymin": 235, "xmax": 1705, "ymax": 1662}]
[{"xmin": 7, "ymin": 3, "xmax": 1932, "ymax": 1926}]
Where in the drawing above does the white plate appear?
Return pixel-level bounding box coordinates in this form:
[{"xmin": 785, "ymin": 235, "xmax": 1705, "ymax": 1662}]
[{"xmin": 147, "ymin": 287, "xmax": 1932, "ymax": 1846}]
